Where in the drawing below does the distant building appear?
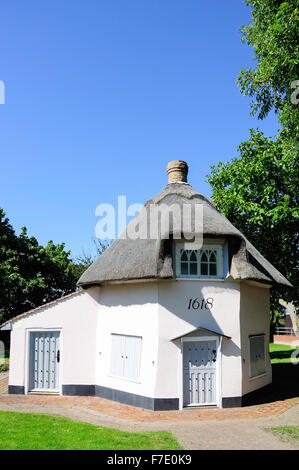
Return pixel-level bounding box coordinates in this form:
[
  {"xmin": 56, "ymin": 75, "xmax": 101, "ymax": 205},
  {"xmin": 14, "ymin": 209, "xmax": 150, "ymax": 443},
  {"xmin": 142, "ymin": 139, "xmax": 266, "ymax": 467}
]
[{"xmin": 274, "ymin": 300, "xmax": 299, "ymax": 346}]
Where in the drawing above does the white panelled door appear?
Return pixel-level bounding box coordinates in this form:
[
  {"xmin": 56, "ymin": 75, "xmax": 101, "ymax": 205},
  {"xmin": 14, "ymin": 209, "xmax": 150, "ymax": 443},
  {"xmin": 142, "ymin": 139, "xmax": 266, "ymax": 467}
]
[
  {"xmin": 29, "ymin": 331, "xmax": 60, "ymax": 392},
  {"xmin": 183, "ymin": 340, "xmax": 217, "ymax": 406}
]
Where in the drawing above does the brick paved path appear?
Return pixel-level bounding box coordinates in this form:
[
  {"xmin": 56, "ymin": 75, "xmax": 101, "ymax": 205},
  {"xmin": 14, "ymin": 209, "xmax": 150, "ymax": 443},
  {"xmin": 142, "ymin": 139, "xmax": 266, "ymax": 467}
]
[
  {"xmin": 0, "ymin": 391, "xmax": 298, "ymax": 422},
  {"xmin": 1, "ymin": 362, "xmax": 298, "ymax": 450},
  {"xmin": 0, "ymin": 391, "xmax": 298, "ymax": 449}
]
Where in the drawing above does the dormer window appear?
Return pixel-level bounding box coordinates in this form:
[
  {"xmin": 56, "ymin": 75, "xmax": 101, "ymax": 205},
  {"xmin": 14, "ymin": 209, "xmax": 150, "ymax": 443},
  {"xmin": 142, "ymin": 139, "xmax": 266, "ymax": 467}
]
[
  {"xmin": 200, "ymin": 249, "xmax": 217, "ymax": 276},
  {"xmin": 181, "ymin": 250, "xmax": 198, "ymax": 275},
  {"xmin": 175, "ymin": 240, "xmax": 226, "ymax": 280}
]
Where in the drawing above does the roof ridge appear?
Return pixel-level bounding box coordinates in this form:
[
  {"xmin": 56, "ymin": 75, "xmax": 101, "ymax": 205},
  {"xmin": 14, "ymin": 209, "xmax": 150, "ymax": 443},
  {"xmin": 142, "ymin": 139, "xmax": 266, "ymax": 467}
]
[{"xmin": 144, "ymin": 183, "xmax": 217, "ymax": 210}]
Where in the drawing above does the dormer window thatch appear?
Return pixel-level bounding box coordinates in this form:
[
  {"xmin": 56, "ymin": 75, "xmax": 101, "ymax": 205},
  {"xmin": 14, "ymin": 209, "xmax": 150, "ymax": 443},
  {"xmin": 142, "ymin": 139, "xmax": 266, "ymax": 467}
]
[{"xmin": 175, "ymin": 240, "xmax": 225, "ymax": 280}]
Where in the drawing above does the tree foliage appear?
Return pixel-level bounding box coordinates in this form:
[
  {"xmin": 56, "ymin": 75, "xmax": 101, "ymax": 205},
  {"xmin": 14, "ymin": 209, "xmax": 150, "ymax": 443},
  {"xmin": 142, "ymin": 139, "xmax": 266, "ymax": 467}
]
[
  {"xmin": 0, "ymin": 209, "xmax": 78, "ymax": 323},
  {"xmin": 0, "ymin": 208, "xmax": 111, "ymax": 324},
  {"xmin": 237, "ymin": 0, "xmax": 299, "ymax": 133},
  {"xmin": 207, "ymin": 0, "xmax": 299, "ymax": 319},
  {"xmin": 72, "ymin": 238, "xmax": 111, "ymax": 280},
  {"xmin": 207, "ymin": 130, "xmax": 298, "ymax": 310}
]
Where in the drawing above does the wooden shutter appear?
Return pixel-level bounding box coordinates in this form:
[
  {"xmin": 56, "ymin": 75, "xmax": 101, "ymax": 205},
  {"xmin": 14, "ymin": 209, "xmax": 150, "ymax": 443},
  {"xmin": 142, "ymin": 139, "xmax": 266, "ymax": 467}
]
[
  {"xmin": 123, "ymin": 335, "xmax": 142, "ymax": 381},
  {"xmin": 110, "ymin": 334, "xmax": 142, "ymax": 381},
  {"xmin": 249, "ymin": 335, "xmax": 265, "ymax": 378},
  {"xmin": 110, "ymin": 334, "xmax": 125, "ymax": 378}
]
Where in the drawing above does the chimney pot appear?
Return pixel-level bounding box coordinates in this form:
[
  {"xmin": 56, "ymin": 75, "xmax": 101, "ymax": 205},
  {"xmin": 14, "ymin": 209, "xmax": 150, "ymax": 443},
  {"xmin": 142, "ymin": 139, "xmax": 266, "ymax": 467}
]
[{"xmin": 167, "ymin": 160, "xmax": 188, "ymax": 184}]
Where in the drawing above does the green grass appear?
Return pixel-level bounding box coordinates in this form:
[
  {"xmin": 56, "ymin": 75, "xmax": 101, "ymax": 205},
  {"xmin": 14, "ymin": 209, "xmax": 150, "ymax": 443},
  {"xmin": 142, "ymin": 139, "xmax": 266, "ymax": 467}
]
[
  {"xmin": 269, "ymin": 343, "xmax": 299, "ymax": 364},
  {"xmin": 270, "ymin": 426, "xmax": 299, "ymax": 448},
  {"xmin": 0, "ymin": 411, "xmax": 182, "ymax": 450}
]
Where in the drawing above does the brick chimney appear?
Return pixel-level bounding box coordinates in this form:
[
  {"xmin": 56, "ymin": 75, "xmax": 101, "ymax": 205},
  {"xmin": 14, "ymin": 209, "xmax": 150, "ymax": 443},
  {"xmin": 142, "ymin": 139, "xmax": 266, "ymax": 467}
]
[{"xmin": 167, "ymin": 160, "xmax": 188, "ymax": 184}]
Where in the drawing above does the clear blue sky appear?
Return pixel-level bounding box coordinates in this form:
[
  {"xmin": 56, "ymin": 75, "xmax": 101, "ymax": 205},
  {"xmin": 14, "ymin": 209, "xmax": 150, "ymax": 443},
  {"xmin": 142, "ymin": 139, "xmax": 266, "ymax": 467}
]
[{"xmin": 0, "ymin": 1, "xmax": 280, "ymax": 258}]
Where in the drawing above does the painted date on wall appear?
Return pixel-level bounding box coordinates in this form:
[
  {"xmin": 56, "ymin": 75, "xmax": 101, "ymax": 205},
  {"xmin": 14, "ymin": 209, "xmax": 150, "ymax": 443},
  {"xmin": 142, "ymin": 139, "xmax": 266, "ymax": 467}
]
[{"xmin": 187, "ymin": 297, "xmax": 214, "ymax": 310}]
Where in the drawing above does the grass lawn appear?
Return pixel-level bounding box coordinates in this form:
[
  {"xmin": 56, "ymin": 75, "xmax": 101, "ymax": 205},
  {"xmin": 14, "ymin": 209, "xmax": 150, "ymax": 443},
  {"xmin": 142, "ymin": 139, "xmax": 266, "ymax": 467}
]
[
  {"xmin": 269, "ymin": 343, "xmax": 299, "ymax": 364},
  {"xmin": 0, "ymin": 411, "xmax": 182, "ymax": 450},
  {"xmin": 270, "ymin": 426, "xmax": 299, "ymax": 448}
]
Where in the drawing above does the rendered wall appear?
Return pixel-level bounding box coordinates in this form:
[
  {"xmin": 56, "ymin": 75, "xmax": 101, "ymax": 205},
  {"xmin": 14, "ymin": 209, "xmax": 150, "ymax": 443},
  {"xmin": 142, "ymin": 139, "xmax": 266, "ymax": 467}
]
[
  {"xmin": 8, "ymin": 288, "xmax": 99, "ymax": 391},
  {"xmin": 95, "ymin": 282, "xmax": 159, "ymax": 400},
  {"xmin": 239, "ymin": 282, "xmax": 272, "ymax": 396},
  {"xmin": 9, "ymin": 278, "xmax": 271, "ymax": 406},
  {"xmin": 156, "ymin": 279, "xmax": 242, "ymax": 401}
]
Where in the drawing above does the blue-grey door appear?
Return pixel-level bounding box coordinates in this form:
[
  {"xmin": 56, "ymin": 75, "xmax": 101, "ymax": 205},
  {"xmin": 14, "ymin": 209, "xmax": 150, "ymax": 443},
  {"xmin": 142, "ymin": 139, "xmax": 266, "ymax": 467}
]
[
  {"xmin": 28, "ymin": 331, "xmax": 60, "ymax": 392},
  {"xmin": 183, "ymin": 340, "xmax": 217, "ymax": 406}
]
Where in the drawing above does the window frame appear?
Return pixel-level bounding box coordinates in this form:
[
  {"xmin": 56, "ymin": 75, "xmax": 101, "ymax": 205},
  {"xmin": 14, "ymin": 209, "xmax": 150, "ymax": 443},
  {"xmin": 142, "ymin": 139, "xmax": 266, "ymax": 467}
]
[
  {"xmin": 248, "ymin": 334, "xmax": 266, "ymax": 380},
  {"xmin": 175, "ymin": 239, "xmax": 225, "ymax": 280}
]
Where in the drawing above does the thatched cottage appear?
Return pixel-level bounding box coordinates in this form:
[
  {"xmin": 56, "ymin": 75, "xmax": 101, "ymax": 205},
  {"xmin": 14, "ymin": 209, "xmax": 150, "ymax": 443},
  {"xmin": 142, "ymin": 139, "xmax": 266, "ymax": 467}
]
[{"xmin": 1, "ymin": 161, "xmax": 291, "ymax": 410}]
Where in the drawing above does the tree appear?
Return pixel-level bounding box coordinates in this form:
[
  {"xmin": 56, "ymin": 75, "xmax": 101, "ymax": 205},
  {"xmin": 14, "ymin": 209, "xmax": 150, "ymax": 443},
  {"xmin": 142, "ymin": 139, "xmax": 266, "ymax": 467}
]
[
  {"xmin": 237, "ymin": 0, "xmax": 299, "ymax": 142},
  {"xmin": 72, "ymin": 237, "xmax": 111, "ymax": 280},
  {"xmin": 0, "ymin": 208, "xmax": 112, "ymax": 324},
  {"xmin": 0, "ymin": 209, "xmax": 78, "ymax": 323},
  {"xmin": 207, "ymin": 0, "xmax": 299, "ymax": 325},
  {"xmin": 207, "ymin": 130, "xmax": 298, "ymax": 314}
]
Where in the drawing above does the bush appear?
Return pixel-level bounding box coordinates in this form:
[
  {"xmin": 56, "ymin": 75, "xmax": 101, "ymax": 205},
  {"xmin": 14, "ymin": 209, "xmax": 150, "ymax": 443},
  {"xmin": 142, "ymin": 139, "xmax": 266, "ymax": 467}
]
[{"xmin": 0, "ymin": 361, "xmax": 9, "ymax": 372}]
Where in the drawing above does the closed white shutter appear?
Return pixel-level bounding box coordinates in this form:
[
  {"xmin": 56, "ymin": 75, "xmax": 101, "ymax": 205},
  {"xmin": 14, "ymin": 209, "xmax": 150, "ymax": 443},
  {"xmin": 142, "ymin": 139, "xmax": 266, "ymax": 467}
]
[
  {"xmin": 110, "ymin": 334, "xmax": 125, "ymax": 377},
  {"xmin": 123, "ymin": 335, "xmax": 142, "ymax": 381},
  {"xmin": 110, "ymin": 334, "xmax": 142, "ymax": 381}
]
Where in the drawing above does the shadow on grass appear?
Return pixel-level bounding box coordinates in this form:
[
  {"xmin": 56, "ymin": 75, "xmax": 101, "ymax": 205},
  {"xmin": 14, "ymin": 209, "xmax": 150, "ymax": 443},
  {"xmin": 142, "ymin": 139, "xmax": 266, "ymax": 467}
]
[
  {"xmin": 270, "ymin": 351, "xmax": 298, "ymax": 360},
  {"xmin": 243, "ymin": 363, "xmax": 299, "ymax": 406}
]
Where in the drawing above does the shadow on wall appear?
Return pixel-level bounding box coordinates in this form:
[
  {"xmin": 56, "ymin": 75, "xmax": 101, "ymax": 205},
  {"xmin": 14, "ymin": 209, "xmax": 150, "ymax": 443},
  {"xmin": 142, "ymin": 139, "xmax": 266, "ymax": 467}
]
[
  {"xmin": 221, "ymin": 337, "xmax": 241, "ymax": 359},
  {"xmin": 97, "ymin": 283, "xmax": 157, "ymax": 308},
  {"xmin": 98, "ymin": 282, "xmax": 242, "ymax": 358},
  {"xmin": 0, "ymin": 331, "xmax": 10, "ymax": 354},
  {"xmin": 243, "ymin": 363, "xmax": 299, "ymax": 406},
  {"xmin": 164, "ymin": 301, "xmax": 241, "ymax": 359}
]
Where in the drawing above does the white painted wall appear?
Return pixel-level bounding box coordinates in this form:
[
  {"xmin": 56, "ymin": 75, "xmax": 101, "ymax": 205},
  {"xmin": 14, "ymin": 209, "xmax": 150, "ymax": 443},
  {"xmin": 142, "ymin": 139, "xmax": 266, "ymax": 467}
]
[
  {"xmin": 240, "ymin": 282, "xmax": 272, "ymax": 395},
  {"xmin": 156, "ymin": 280, "xmax": 242, "ymax": 400},
  {"xmin": 95, "ymin": 282, "xmax": 159, "ymax": 398},
  {"xmin": 8, "ymin": 277, "xmax": 272, "ymax": 405},
  {"xmin": 9, "ymin": 288, "xmax": 100, "ymax": 390}
]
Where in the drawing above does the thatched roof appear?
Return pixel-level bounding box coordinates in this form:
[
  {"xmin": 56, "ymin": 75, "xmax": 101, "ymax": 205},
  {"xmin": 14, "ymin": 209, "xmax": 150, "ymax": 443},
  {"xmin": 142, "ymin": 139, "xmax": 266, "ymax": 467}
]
[{"xmin": 78, "ymin": 182, "xmax": 291, "ymax": 288}]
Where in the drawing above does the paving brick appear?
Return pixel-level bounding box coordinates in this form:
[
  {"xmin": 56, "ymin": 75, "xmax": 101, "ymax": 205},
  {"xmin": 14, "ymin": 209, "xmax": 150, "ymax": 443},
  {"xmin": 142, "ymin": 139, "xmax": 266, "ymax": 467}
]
[{"xmin": 0, "ymin": 386, "xmax": 298, "ymax": 422}]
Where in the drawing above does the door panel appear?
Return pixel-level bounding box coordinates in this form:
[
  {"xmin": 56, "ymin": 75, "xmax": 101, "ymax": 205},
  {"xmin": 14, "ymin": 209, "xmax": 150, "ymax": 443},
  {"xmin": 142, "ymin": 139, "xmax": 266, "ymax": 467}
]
[
  {"xmin": 29, "ymin": 331, "xmax": 60, "ymax": 392},
  {"xmin": 110, "ymin": 334, "xmax": 126, "ymax": 378},
  {"xmin": 183, "ymin": 340, "xmax": 217, "ymax": 406},
  {"xmin": 123, "ymin": 335, "xmax": 141, "ymax": 381}
]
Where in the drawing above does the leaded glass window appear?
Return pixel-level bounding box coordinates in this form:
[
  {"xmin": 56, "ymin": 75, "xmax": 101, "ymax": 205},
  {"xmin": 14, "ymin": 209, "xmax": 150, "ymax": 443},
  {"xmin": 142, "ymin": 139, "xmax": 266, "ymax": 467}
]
[
  {"xmin": 180, "ymin": 249, "xmax": 198, "ymax": 276},
  {"xmin": 200, "ymin": 249, "xmax": 217, "ymax": 276},
  {"xmin": 176, "ymin": 243, "xmax": 224, "ymax": 279}
]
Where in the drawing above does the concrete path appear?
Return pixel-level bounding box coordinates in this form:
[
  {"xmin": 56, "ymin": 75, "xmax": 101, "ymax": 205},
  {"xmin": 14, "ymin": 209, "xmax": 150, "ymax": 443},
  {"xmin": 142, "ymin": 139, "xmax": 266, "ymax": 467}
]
[
  {"xmin": 169, "ymin": 406, "xmax": 299, "ymax": 450},
  {"xmin": 0, "ymin": 396, "xmax": 298, "ymax": 450}
]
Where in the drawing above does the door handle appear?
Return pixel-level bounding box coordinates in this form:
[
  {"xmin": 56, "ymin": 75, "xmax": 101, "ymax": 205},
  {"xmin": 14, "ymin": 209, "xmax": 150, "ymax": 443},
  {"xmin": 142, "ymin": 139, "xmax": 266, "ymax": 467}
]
[
  {"xmin": 212, "ymin": 349, "xmax": 217, "ymax": 362},
  {"xmin": 56, "ymin": 350, "xmax": 60, "ymax": 363}
]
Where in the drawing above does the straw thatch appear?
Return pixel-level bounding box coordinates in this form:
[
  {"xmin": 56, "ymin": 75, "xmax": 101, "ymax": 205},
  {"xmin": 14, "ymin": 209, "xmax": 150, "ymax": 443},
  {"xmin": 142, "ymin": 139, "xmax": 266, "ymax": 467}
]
[{"xmin": 78, "ymin": 183, "xmax": 291, "ymax": 288}]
